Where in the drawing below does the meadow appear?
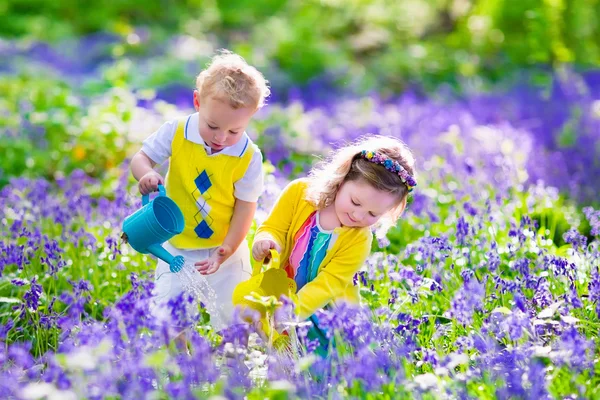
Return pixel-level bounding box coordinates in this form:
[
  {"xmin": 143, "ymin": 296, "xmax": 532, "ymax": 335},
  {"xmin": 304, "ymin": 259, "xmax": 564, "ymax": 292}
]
[{"xmin": 2, "ymin": 2, "xmax": 600, "ymax": 399}]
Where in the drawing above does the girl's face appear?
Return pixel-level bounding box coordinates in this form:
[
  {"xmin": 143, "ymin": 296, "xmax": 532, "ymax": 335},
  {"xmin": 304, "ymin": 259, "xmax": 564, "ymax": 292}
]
[
  {"xmin": 334, "ymin": 178, "xmax": 400, "ymax": 228},
  {"xmin": 194, "ymin": 91, "xmax": 256, "ymax": 152}
]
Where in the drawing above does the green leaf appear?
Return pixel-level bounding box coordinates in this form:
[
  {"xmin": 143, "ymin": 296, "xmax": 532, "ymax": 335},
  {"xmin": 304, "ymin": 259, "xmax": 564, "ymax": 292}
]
[
  {"xmin": 492, "ymin": 306, "xmax": 513, "ymax": 315},
  {"xmin": 0, "ymin": 297, "xmax": 21, "ymax": 304},
  {"xmin": 144, "ymin": 349, "xmax": 169, "ymax": 368}
]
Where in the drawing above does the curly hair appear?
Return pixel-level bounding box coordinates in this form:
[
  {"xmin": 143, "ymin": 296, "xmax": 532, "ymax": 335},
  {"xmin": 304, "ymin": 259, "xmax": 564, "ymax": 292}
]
[
  {"xmin": 195, "ymin": 49, "xmax": 270, "ymax": 110},
  {"xmin": 305, "ymin": 135, "xmax": 417, "ymax": 225}
]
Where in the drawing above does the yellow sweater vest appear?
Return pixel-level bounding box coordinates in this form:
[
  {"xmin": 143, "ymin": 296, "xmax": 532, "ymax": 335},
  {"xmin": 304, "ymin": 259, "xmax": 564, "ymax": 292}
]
[{"xmin": 166, "ymin": 118, "xmax": 255, "ymax": 249}]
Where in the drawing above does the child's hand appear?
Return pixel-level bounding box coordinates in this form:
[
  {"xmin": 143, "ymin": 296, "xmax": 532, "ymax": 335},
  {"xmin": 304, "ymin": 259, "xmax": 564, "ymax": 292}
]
[
  {"xmin": 252, "ymin": 240, "xmax": 280, "ymax": 263},
  {"xmin": 195, "ymin": 245, "xmax": 232, "ymax": 275},
  {"xmin": 139, "ymin": 171, "xmax": 164, "ymax": 195}
]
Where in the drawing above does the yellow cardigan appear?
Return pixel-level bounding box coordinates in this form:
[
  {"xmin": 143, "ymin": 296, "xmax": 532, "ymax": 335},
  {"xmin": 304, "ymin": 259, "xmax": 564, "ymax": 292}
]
[{"xmin": 254, "ymin": 179, "xmax": 373, "ymax": 320}]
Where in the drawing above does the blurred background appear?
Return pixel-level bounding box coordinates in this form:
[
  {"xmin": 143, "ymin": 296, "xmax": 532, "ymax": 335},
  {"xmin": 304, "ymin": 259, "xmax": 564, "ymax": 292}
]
[{"xmin": 1, "ymin": 0, "xmax": 599, "ymax": 205}]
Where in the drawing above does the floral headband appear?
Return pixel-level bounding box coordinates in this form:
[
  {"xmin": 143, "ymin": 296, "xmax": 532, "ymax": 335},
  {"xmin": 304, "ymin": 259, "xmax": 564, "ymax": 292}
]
[{"xmin": 358, "ymin": 150, "xmax": 417, "ymax": 192}]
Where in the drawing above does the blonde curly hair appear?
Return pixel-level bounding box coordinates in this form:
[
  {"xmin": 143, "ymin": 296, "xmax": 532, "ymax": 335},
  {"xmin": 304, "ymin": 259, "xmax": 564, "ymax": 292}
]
[
  {"xmin": 305, "ymin": 135, "xmax": 417, "ymax": 225},
  {"xmin": 195, "ymin": 49, "xmax": 270, "ymax": 110}
]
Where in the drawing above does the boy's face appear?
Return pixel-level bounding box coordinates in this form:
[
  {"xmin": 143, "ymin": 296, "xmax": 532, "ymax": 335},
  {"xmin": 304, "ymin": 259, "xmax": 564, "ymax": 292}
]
[{"xmin": 194, "ymin": 91, "xmax": 256, "ymax": 152}]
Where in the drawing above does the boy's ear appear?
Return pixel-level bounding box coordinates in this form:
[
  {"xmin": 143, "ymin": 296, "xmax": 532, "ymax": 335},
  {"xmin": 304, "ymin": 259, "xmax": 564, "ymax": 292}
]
[{"xmin": 193, "ymin": 90, "xmax": 201, "ymax": 111}]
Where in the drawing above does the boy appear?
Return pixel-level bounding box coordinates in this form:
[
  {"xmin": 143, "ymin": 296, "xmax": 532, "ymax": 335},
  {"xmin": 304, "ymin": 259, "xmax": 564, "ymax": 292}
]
[{"xmin": 130, "ymin": 50, "xmax": 270, "ymax": 329}]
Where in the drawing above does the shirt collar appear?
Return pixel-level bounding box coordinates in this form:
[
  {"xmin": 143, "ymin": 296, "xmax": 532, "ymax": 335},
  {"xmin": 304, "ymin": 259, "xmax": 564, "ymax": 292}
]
[{"xmin": 183, "ymin": 112, "xmax": 250, "ymax": 157}]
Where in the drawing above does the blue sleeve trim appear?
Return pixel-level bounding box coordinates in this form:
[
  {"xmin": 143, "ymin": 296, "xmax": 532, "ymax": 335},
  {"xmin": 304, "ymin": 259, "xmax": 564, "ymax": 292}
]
[
  {"xmin": 239, "ymin": 137, "xmax": 249, "ymax": 156},
  {"xmin": 184, "ymin": 115, "xmax": 191, "ymax": 140}
]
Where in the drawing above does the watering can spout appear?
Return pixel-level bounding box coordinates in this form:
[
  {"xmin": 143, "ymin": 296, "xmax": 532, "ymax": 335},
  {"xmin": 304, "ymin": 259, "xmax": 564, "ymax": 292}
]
[{"xmin": 147, "ymin": 243, "xmax": 176, "ymax": 265}]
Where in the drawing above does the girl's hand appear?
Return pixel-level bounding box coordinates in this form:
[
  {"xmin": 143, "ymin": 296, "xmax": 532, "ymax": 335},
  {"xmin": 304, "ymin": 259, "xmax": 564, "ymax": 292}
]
[
  {"xmin": 195, "ymin": 245, "xmax": 232, "ymax": 275},
  {"xmin": 139, "ymin": 171, "xmax": 165, "ymax": 195},
  {"xmin": 252, "ymin": 240, "xmax": 280, "ymax": 263}
]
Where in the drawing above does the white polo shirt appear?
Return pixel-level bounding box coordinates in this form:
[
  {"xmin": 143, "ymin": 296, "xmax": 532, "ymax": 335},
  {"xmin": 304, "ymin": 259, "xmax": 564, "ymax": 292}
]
[{"xmin": 142, "ymin": 113, "xmax": 264, "ymax": 203}]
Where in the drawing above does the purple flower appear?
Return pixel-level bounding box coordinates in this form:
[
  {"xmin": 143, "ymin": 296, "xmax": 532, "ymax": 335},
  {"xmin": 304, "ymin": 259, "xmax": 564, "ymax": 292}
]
[
  {"xmin": 544, "ymin": 255, "xmax": 574, "ymax": 279},
  {"xmin": 7, "ymin": 342, "xmax": 34, "ymax": 369},
  {"xmin": 505, "ymin": 311, "xmax": 531, "ymax": 341},
  {"xmin": 405, "ymin": 235, "xmax": 452, "ymax": 272},
  {"xmin": 533, "ymin": 279, "xmax": 553, "ymax": 309},
  {"xmin": 583, "ymin": 207, "xmax": 600, "ymax": 236},
  {"xmin": 23, "ymin": 278, "xmax": 43, "ymax": 311},
  {"xmin": 563, "ymin": 229, "xmax": 588, "ymax": 251},
  {"xmin": 565, "ymin": 285, "xmax": 583, "ymax": 309},
  {"xmin": 39, "ymin": 299, "xmax": 59, "ymax": 329},
  {"xmin": 105, "ymin": 235, "xmax": 122, "ymax": 259},
  {"xmin": 492, "ymin": 275, "xmax": 520, "ymax": 294},
  {"xmin": 460, "ymin": 268, "xmax": 475, "ymax": 282},
  {"xmin": 421, "ymin": 348, "xmax": 439, "ymax": 367},
  {"xmin": 512, "ymin": 291, "xmax": 530, "ymax": 313},
  {"xmin": 456, "ymin": 216, "xmax": 470, "ymax": 246},
  {"xmin": 486, "ymin": 242, "xmax": 501, "ymax": 272},
  {"xmin": 527, "ymin": 360, "xmax": 550, "ymax": 399},
  {"xmin": 513, "ymin": 258, "xmax": 530, "ymax": 277},
  {"xmin": 463, "ymin": 201, "xmax": 478, "ymax": 216},
  {"xmin": 450, "ymin": 278, "xmax": 485, "ymax": 325},
  {"xmin": 221, "ymin": 307, "xmax": 260, "ymax": 346},
  {"xmin": 395, "ymin": 313, "xmax": 421, "ymax": 337},
  {"xmin": 553, "ymin": 326, "xmax": 594, "ymax": 371}
]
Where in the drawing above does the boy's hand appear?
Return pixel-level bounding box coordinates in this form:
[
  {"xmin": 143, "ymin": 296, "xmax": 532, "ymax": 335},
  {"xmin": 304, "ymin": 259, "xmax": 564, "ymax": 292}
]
[
  {"xmin": 252, "ymin": 240, "xmax": 280, "ymax": 263},
  {"xmin": 139, "ymin": 171, "xmax": 164, "ymax": 195},
  {"xmin": 195, "ymin": 245, "xmax": 232, "ymax": 275}
]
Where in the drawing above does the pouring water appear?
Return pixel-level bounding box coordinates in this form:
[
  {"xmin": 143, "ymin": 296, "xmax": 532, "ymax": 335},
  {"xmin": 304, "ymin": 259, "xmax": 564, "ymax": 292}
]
[{"xmin": 176, "ymin": 261, "xmax": 225, "ymax": 330}]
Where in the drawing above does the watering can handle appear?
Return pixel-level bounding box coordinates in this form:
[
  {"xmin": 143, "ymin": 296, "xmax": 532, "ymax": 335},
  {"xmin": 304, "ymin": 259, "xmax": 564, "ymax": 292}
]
[
  {"xmin": 266, "ymin": 249, "xmax": 281, "ymax": 269},
  {"xmin": 251, "ymin": 248, "xmax": 281, "ymax": 276},
  {"xmin": 252, "ymin": 249, "xmax": 281, "ymax": 276},
  {"xmin": 142, "ymin": 184, "xmax": 166, "ymax": 206}
]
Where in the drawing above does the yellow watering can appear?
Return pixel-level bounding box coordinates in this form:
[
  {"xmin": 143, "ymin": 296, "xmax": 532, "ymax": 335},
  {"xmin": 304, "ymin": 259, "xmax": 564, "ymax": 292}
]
[
  {"xmin": 232, "ymin": 249, "xmax": 297, "ymax": 351},
  {"xmin": 232, "ymin": 249, "xmax": 297, "ymax": 316}
]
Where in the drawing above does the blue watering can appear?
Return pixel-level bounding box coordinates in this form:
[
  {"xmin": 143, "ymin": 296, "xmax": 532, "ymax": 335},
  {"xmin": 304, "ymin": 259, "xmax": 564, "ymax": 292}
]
[{"xmin": 122, "ymin": 184, "xmax": 186, "ymax": 272}]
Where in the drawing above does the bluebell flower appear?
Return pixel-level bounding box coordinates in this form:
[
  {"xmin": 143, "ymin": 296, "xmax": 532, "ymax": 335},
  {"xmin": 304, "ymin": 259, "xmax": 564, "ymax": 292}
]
[
  {"xmin": 450, "ymin": 278, "xmax": 485, "ymax": 325},
  {"xmin": 513, "ymin": 258, "xmax": 531, "ymax": 277},
  {"xmin": 533, "ymin": 279, "xmax": 553, "ymax": 309},
  {"xmin": 583, "ymin": 207, "xmax": 600, "ymax": 236},
  {"xmin": 456, "ymin": 216, "xmax": 470, "ymax": 246},
  {"xmin": 563, "ymin": 229, "xmax": 588, "ymax": 251},
  {"xmin": 551, "ymin": 326, "xmax": 594, "ymax": 372},
  {"xmin": 23, "ymin": 278, "xmax": 43, "ymax": 311}
]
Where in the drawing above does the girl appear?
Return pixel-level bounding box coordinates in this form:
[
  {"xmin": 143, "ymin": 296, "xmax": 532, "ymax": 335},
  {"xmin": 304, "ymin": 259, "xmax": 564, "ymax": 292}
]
[{"xmin": 252, "ymin": 135, "xmax": 417, "ymax": 347}]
